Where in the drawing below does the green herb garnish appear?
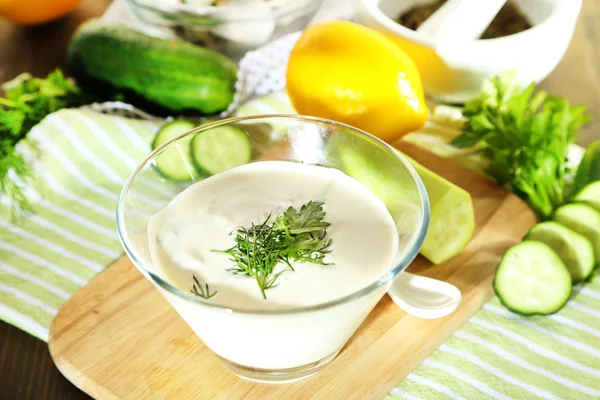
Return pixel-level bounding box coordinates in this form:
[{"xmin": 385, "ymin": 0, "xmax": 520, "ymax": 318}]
[
  {"xmin": 0, "ymin": 69, "xmax": 89, "ymax": 216},
  {"xmin": 450, "ymin": 72, "xmax": 590, "ymax": 220},
  {"xmin": 214, "ymin": 200, "xmax": 333, "ymax": 299},
  {"xmin": 191, "ymin": 274, "xmax": 217, "ymax": 299}
]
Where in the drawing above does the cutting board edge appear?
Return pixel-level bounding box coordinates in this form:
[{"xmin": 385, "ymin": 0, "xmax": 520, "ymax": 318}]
[{"xmin": 48, "ymin": 258, "xmax": 138, "ymax": 400}]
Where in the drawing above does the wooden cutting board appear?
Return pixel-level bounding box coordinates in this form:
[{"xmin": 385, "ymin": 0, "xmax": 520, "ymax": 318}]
[{"xmin": 48, "ymin": 142, "xmax": 536, "ymax": 400}]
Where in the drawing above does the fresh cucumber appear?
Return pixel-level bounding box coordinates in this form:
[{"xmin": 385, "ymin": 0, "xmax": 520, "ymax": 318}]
[
  {"xmin": 552, "ymin": 203, "xmax": 600, "ymax": 264},
  {"xmin": 68, "ymin": 23, "xmax": 237, "ymax": 115},
  {"xmin": 152, "ymin": 120, "xmax": 198, "ymax": 182},
  {"xmin": 525, "ymin": 222, "xmax": 595, "ymax": 283},
  {"xmin": 191, "ymin": 125, "xmax": 252, "ymax": 175},
  {"xmin": 573, "ymin": 181, "xmax": 600, "ymax": 212},
  {"xmin": 494, "ymin": 241, "xmax": 571, "ymax": 316}
]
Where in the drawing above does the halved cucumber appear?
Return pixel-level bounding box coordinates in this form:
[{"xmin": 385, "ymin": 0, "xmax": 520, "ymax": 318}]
[
  {"xmin": 573, "ymin": 181, "xmax": 600, "ymax": 212},
  {"xmin": 525, "ymin": 222, "xmax": 595, "ymax": 283},
  {"xmin": 552, "ymin": 203, "xmax": 600, "ymax": 264},
  {"xmin": 152, "ymin": 120, "xmax": 198, "ymax": 182},
  {"xmin": 336, "ymin": 143, "xmax": 475, "ymax": 265},
  {"xmin": 404, "ymin": 154, "xmax": 475, "ymax": 265},
  {"xmin": 190, "ymin": 125, "xmax": 252, "ymax": 176},
  {"xmin": 494, "ymin": 241, "xmax": 572, "ymax": 316}
]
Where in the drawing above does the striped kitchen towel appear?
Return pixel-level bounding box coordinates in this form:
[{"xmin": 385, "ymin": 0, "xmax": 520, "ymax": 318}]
[
  {"xmin": 0, "ymin": 93, "xmax": 599, "ymax": 399},
  {"xmin": 0, "ymin": 107, "xmax": 162, "ymax": 339}
]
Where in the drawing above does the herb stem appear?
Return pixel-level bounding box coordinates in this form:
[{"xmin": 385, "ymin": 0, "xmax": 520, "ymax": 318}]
[
  {"xmin": 191, "ymin": 274, "xmax": 217, "ymax": 299},
  {"xmin": 0, "ymin": 98, "xmax": 16, "ymax": 108}
]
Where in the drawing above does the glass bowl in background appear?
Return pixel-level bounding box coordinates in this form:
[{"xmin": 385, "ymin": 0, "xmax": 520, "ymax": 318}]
[
  {"xmin": 124, "ymin": 0, "xmax": 323, "ymax": 61},
  {"xmin": 116, "ymin": 115, "xmax": 429, "ymax": 383}
]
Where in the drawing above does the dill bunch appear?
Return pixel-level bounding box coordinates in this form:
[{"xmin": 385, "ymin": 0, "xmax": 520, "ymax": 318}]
[{"xmin": 213, "ymin": 200, "xmax": 333, "ymax": 299}]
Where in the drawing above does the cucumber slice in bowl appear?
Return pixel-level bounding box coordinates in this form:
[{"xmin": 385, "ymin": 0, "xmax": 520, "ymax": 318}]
[
  {"xmin": 552, "ymin": 203, "xmax": 600, "ymax": 264},
  {"xmin": 494, "ymin": 241, "xmax": 572, "ymax": 316},
  {"xmin": 525, "ymin": 222, "xmax": 595, "ymax": 283},
  {"xmin": 573, "ymin": 181, "xmax": 600, "ymax": 212},
  {"xmin": 191, "ymin": 125, "xmax": 252, "ymax": 176},
  {"xmin": 152, "ymin": 120, "xmax": 198, "ymax": 182}
]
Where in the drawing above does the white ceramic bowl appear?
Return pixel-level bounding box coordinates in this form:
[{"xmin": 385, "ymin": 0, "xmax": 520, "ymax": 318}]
[{"xmin": 354, "ymin": 0, "xmax": 582, "ymax": 103}]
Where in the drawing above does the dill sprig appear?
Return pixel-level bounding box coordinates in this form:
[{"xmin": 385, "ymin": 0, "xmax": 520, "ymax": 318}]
[
  {"xmin": 0, "ymin": 69, "xmax": 90, "ymax": 217},
  {"xmin": 191, "ymin": 274, "xmax": 217, "ymax": 299},
  {"xmin": 213, "ymin": 200, "xmax": 333, "ymax": 299}
]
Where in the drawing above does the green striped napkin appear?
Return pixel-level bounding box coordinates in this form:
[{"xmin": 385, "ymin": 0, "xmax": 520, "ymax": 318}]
[{"xmin": 1, "ymin": 93, "xmax": 599, "ymax": 399}]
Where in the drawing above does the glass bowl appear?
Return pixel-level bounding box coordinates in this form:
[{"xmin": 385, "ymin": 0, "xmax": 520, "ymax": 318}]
[
  {"xmin": 116, "ymin": 115, "xmax": 429, "ymax": 383},
  {"xmin": 124, "ymin": 0, "xmax": 323, "ymax": 61}
]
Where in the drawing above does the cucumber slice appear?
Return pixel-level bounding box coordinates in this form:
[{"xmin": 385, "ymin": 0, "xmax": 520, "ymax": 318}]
[
  {"xmin": 152, "ymin": 120, "xmax": 198, "ymax": 182},
  {"xmin": 525, "ymin": 222, "xmax": 595, "ymax": 283},
  {"xmin": 336, "ymin": 144, "xmax": 475, "ymax": 265},
  {"xmin": 573, "ymin": 181, "xmax": 600, "ymax": 212},
  {"xmin": 494, "ymin": 241, "xmax": 572, "ymax": 316},
  {"xmin": 552, "ymin": 203, "xmax": 600, "ymax": 264},
  {"xmin": 191, "ymin": 125, "xmax": 252, "ymax": 175}
]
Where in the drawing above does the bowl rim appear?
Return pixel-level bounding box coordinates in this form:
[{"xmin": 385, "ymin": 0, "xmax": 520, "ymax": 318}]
[
  {"xmin": 116, "ymin": 114, "xmax": 430, "ymax": 315},
  {"xmin": 354, "ymin": 0, "xmax": 582, "ymax": 48}
]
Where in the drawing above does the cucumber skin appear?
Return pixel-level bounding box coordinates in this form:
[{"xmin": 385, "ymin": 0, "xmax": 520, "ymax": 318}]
[
  {"xmin": 493, "ymin": 241, "xmax": 571, "ymax": 316},
  {"xmin": 67, "ymin": 24, "xmax": 237, "ymax": 115},
  {"xmin": 524, "ymin": 222, "xmax": 595, "ymax": 283},
  {"xmin": 551, "ymin": 202, "xmax": 600, "ymax": 264},
  {"xmin": 573, "ymin": 140, "xmax": 600, "ymax": 195},
  {"xmin": 494, "ymin": 283, "xmax": 569, "ymax": 317}
]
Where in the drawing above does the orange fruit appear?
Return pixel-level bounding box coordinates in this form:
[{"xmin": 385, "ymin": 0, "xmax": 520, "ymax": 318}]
[
  {"xmin": 286, "ymin": 21, "xmax": 428, "ymax": 143},
  {"xmin": 0, "ymin": 0, "xmax": 82, "ymax": 25}
]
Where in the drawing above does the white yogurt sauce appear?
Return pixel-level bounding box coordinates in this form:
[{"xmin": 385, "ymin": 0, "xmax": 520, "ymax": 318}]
[{"xmin": 148, "ymin": 161, "xmax": 399, "ymax": 310}]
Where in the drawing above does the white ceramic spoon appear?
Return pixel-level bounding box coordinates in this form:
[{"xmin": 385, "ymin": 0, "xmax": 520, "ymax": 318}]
[{"xmin": 387, "ymin": 272, "xmax": 462, "ymax": 319}]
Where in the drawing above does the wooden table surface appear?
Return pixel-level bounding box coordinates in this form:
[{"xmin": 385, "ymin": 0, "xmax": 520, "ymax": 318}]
[{"xmin": 0, "ymin": 1, "xmax": 599, "ymax": 399}]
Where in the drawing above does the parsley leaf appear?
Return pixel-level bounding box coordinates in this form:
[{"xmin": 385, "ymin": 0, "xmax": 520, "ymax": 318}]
[
  {"xmin": 279, "ymin": 200, "xmax": 331, "ymax": 235},
  {"xmin": 451, "ymin": 72, "xmax": 590, "ymax": 220}
]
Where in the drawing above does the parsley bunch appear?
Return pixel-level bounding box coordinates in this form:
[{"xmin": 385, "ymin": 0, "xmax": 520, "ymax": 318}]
[
  {"xmin": 0, "ymin": 70, "xmax": 87, "ymax": 215},
  {"xmin": 451, "ymin": 73, "xmax": 590, "ymax": 220},
  {"xmin": 213, "ymin": 200, "xmax": 333, "ymax": 299}
]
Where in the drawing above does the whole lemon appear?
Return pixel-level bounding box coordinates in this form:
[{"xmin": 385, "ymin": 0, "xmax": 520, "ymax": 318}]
[{"xmin": 286, "ymin": 21, "xmax": 428, "ymax": 143}]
